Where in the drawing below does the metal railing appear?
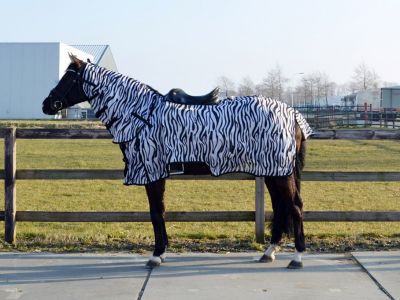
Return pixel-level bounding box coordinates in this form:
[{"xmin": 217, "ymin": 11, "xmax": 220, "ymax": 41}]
[{"xmin": 295, "ymin": 105, "xmax": 400, "ymax": 129}]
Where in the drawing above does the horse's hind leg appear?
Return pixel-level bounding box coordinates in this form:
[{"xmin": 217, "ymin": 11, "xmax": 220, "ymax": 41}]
[
  {"xmin": 287, "ymin": 188, "xmax": 305, "ymax": 269},
  {"xmin": 259, "ymin": 176, "xmax": 305, "ymax": 269},
  {"xmin": 145, "ymin": 179, "xmax": 168, "ymax": 268}
]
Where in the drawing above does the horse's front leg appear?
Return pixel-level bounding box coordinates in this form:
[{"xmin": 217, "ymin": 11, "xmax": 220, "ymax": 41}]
[
  {"xmin": 259, "ymin": 177, "xmax": 283, "ymax": 263},
  {"xmin": 145, "ymin": 179, "xmax": 168, "ymax": 268}
]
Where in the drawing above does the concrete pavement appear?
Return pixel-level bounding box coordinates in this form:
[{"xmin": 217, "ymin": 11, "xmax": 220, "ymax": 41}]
[
  {"xmin": 0, "ymin": 251, "xmax": 398, "ymax": 299},
  {"xmin": 352, "ymin": 251, "xmax": 400, "ymax": 299}
]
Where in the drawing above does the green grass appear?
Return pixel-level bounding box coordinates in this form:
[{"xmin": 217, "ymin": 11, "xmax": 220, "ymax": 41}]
[
  {"xmin": 306, "ymin": 139, "xmax": 400, "ymax": 171},
  {"xmin": 0, "ymin": 129, "xmax": 400, "ymax": 252},
  {"xmin": 1, "ymin": 139, "xmax": 400, "ymax": 171}
]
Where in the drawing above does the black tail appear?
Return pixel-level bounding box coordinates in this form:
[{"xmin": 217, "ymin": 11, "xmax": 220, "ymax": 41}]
[
  {"xmin": 269, "ymin": 124, "xmax": 307, "ymax": 238},
  {"xmin": 291, "ymin": 124, "xmax": 306, "ymax": 245},
  {"xmin": 294, "ymin": 128, "xmax": 306, "ymax": 193}
]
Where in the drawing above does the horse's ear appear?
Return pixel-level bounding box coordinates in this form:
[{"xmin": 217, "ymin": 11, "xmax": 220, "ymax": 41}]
[{"xmin": 68, "ymin": 52, "xmax": 82, "ymax": 68}]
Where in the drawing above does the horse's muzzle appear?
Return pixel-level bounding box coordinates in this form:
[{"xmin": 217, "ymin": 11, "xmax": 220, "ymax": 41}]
[{"xmin": 42, "ymin": 96, "xmax": 59, "ymax": 115}]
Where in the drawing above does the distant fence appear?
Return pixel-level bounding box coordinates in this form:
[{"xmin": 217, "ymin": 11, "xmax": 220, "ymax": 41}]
[
  {"xmin": 1, "ymin": 128, "xmax": 400, "ymax": 244},
  {"xmin": 296, "ymin": 105, "xmax": 400, "ymax": 129}
]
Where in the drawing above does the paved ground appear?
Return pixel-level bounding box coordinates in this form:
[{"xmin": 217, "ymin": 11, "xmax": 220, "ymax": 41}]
[
  {"xmin": 0, "ymin": 251, "xmax": 398, "ymax": 300},
  {"xmin": 352, "ymin": 251, "xmax": 400, "ymax": 299}
]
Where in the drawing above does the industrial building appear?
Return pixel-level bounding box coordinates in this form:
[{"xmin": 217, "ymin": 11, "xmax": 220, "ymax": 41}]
[
  {"xmin": 381, "ymin": 86, "xmax": 400, "ymax": 108},
  {"xmin": 0, "ymin": 42, "xmax": 117, "ymax": 119}
]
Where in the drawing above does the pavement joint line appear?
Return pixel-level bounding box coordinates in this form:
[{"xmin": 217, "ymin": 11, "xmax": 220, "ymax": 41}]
[
  {"xmin": 351, "ymin": 253, "xmax": 395, "ymax": 300},
  {"xmin": 137, "ymin": 266, "xmax": 153, "ymax": 300}
]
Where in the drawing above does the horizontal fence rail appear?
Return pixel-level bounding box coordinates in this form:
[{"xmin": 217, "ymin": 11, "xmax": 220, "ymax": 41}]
[
  {"xmin": 1, "ymin": 211, "xmax": 400, "ymax": 222},
  {"xmin": 1, "ymin": 128, "xmax": 400, "ymax": 140},
  {"xmin": 0, "ymin": 170, "xmax": 399, "ymax": 181},
  {"xmin": 1, "ymin": 128, "xmax": 400, "ymax": 244}
]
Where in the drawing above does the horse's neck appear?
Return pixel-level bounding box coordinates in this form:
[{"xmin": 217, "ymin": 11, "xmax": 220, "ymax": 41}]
[
  {"xmin": 83, "ymin": 64, "xmax": 162, "ymax": 115},
  {"xmin": 82, "ymin": 64, "xmax": 163, "ymax": 143}
]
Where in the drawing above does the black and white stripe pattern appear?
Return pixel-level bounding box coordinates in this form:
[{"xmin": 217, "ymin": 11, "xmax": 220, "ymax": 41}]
[{"xmin": 82, "ymin": 64, "xmax": 313, "ymax": 185}]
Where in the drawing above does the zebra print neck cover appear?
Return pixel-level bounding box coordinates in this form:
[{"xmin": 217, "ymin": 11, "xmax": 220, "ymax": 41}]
[
  {"xmin": 82, "ymin": 64, "xmax": 163, "ymax": 143},
  {"xmin": 82, "ymin": 64, "xmax": 313, "ymax": 185}
]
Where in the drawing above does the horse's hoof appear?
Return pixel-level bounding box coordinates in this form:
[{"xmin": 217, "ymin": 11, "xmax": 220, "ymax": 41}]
[
  {"xmin": 145, "ymin": 256, "xmax": 162, "ymax": 269},
  {"xmin": 287, "ymin": 260, "xmax": 303, "ymax": 269},
  {"xmin": 160, "ymin": 252, "xmax": 167, "ymax": 263},
  {"xmin": 259, "ymin": 254, "xmax": 274, "ymax": 263}
]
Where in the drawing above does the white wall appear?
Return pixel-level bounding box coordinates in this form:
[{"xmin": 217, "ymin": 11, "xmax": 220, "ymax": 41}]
[{"xmin": 0, "ymin": 43, "xmax": 93, "ymax": 119}]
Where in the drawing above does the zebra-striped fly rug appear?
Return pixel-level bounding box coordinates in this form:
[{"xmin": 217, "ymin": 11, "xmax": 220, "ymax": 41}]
[{"xmin": 82, "ymin": 63, "xmax": 312, "ymax": 185}]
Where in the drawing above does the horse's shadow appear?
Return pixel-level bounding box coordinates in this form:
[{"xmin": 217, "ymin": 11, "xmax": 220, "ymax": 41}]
[
  {"xmin": 0, "ymin": 253, "xmax": 147, "ymax": 285},
  {"xmin": 149, "ymin": 254, "xmax": 364, "ymax": 278},
  {"xmin": 0, "ymin": 253, "xmax": 375, "ymax": 286}
]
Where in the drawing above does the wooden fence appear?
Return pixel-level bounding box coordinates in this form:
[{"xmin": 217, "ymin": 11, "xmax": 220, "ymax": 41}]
[{"xmin": 1, "ymin": 128, "xmax": 400, "ymax": 244}]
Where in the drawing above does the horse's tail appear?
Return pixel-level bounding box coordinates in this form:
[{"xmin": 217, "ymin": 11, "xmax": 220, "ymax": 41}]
[
  {"xmin": 287, "ymin": 122, "xmax": 306, "ymax": 238},
  {"xmin": 270, "ymin": 123, "xmax": 306, "ymax": 237},
  {"xmin": 294, "ymin": 123, "xmax": 306, "ymax": 193}
]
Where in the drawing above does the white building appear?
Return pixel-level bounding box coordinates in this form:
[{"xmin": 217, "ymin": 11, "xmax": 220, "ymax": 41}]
[
  {"xmin": 381, "ymin": 86, "xmax": 400, "ymax": 108},
  {"xmin": 341, "ymin": 89, "xmax": 381, "ymax": 108},
  {"xmin": 62, "ymin": 44, "xmax": 118, "ymax": 119},
  {"xmin": 0, "ymin": 42, "xmax": 117, "ymax": 119}
]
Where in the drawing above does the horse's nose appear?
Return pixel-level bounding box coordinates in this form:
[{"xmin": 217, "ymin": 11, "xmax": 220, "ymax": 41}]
[{"xmin": 42, "ymin": 97, "xmax": 53, "ymax": 115}]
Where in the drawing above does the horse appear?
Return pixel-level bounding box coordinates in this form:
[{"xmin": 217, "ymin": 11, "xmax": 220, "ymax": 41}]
[{"xmin": 42, "ymin": 54, "xmax": 312, "ymax": 269}]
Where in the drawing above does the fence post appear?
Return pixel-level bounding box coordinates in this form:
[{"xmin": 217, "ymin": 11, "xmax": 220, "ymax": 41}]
[
  {"xmin": 384, "ymin": 108, "xmax": 388, "ymax": 128},
  {"xmin": 364, "ymin": 102, "xmax": 368, "ymax": 127},
  {"xmin": 255, "ymin": 177, "xmax": 265, "ymax": 243},
  {"xmin": 4, "ymin": 128, "xmax": 16, "ymax": 244},
  {"xmin": 369, "ymin": 104, "xmax": 372, "ymax": 127}
]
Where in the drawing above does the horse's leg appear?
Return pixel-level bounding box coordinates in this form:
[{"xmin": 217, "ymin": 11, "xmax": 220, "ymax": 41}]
[
  {"xmin": 259, "ymin": 175, "xmax": 305, "ymax": 269},
  {"xmin": 287, "ymin": 125, "xmax": 306, "ymax": 269},
  {"xmin": 259, "ymin": 177, "xmax": 284, "ymax": 263},
  {"xmin": 145, "ymin": 179, "xmax": 168, "ymax": 268},
  {"xmin": 287, "ymin": 188, "xmax": 305, "ymax": 269}
]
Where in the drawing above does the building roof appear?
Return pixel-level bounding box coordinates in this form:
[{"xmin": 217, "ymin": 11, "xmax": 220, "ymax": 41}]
[
  {"xmin": 68, "ymin": 44, "xmax": 118, "ymax": 111},
  {"xmin": 71, "ymin": 44, "xmax": 109, "ymax": 64},
  {"xmin": 381, "ymin": 85, "xmax": 400, "ymax": 90}
]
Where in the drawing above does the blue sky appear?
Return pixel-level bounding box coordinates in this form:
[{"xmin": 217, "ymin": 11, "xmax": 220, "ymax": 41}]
[{"xmin": 2, "ymin": 0, "xmax": 400, "ymax": 93}]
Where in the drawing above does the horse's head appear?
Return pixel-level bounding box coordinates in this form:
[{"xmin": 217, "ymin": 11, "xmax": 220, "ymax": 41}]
[{"xmin": 42, "ymin": 53, "xmax": 89, "ymax": 115}]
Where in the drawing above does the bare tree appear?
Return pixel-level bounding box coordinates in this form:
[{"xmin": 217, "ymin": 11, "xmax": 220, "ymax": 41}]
[
  {"xmin": 293, "ymin": 85, "xmax": 305, "ymax": 106},
  {"xmin": 321, "ymin": 73, "xmax": 336, "ymax": 106},
  {"xmin": 215, "ymin": 68, "xmax": 345, "ymax": 107},
  {"xmin": 351, "ymin": 62, "xmax": 379, "ymax": 92},
  {"xmin": 216, "ymin": 75, "xmax": 236, "ymax": 97},
  {"xmin": 294, "ymin": 72, "xmax": 337, "ymax": 106},
  {"xmin": 237, "ymin": 76, "xmax": 256, "ymax": 96},
  {"xmin": 312, "ymin": 72, "xmax": 336, "ymax": 106},
  {"xmin": 300, "ymin": 74, "xmax": 316, "ymax": 105},
  {"xmin": 313, "ymin": 73, "xmax": 323, "ymax": 105},
  {"xmin": 335, "ymin": 83, "xmax": 352, "ymax": 96},
  {"xmin": 259, "ymin": 65, "xmax": 287, "ymax": 100}
]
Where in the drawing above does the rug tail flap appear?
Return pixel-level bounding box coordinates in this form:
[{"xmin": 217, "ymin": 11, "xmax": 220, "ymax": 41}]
[{"xmin": 295, "ymin": 110, "xmax": 313, "ymax": 139}]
